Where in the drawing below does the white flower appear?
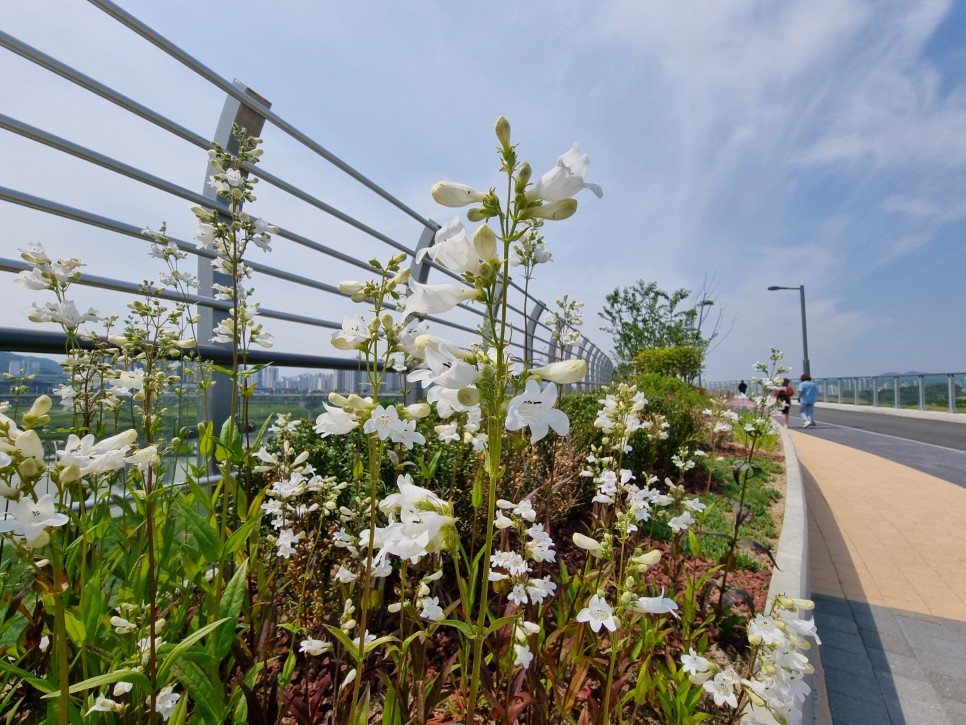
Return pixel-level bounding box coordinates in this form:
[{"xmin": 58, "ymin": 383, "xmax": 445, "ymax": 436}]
[
  {"xmin": 391, "ymin": 419, "xmax": 425, "ymax": 450},
  {"xmin": 572, "ymin": 532, "xmax": 605, "ymax": 557},
  {"xmin": 113, "ymin": 681, "xmax": 133, "ymax": 696},
  {"xmin": 576, "ymin": 594, "xmax": 618, "ymax": 633},
  {"xmin": 334, "ymin": 566, "xmax": 357, "ymax": 584},
  {"xmin": 683, "ymin": 498, "xmax": 707, "ymax": 513},
  {"xmin": 314, "ymin": 404, "xmax": 359, "ymax": 437},
  {"xmin": 529, "ymin": 359, "xmax": 587, "ymax": 384},
  {"xmin": 0, "ymin": 494, "xmax": 69, "ymax": 548},
  {"xmin": 505, "ymin": 380, "xmax": 570, "ymax": 443},
  {"xmin": 527, "ymin": 143, "xmax": 603, "ymax": 202},
  {"xmin": 125, "ymin": 446, "xmax": 158, "ymax": 475},
  {"xmin": 513, "ymin": 643, "xmax": 534, "ymax": 669},
  {"xmin": 331, "ymin": 315, "xmax": 369, "ymax": 350},
  {"xmin": 632, "ymin": 589, "xmax": 679, "ymax": 618},
  {"xmin": 681, "ymin": 647, "xmax": 712, "ymax": 684},
  {"xmin": 152, "ymin": 685, "xmax": 180, "ymax": 721},
  {"xmin": 110, "ymin": 615, "xmax": 137, "ymax": 634},
  {"xmin": 415, "ymin": 218, "xmax": 482, "ymax": 275},
  {"xmin": 509, "ymin": 584, "xmax": 528, "ymax": 605},
  {"xmin": 299, "ymin": 637, "xmax": 332, "ymax": 656},
  {"xmin": 525, "ymin": 576, "xmax": 557, "ymax": 605},
  {"xmin": 435, "ymin": 423, "xmax": 460, "ymax": 443},
  {"xmin": 363, "ymin": 405, "xmax": 405, "ymax": 441},
  {"xmin": 431, "ymin": 181, "xmax": 488, "ymax": 207},
  {"xmin": 704, "ymin": 669, "xmax": 739, "ymax": 708},
  {"xmin": 403, "ymin": 280, "xmax": 482, "ymax": 316},
  {"xmin": 668, "ymin": 511, "xmax": 695, "ymax": 532},
  {"xmin": 87, "ymin": 697, "xmax": 121, "ymax": 715},
  {"xmin": 419, "ymin": 596, "xmax": 445, "ymax": 622},
  {"xmin": 748, "ymin": 614, "xmax": 788, "ymax": 646},
  {"xmin": 275, "ymin": 528, "xmax": 304, "ymax": 558}
]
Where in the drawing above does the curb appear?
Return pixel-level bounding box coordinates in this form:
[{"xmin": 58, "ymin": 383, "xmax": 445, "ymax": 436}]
[
  {"xmin": 811, "ymin": 401, "xmax": 966, "ymax": 424},
  {"xmin": 741, "ymin": 425, "xmax": 822, "ymax": 725}
]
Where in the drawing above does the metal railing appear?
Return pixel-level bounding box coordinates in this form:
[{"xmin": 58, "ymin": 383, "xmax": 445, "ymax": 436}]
[
  {"xmin": 707, "ymin": 373, "xmax": 966, "ymax": 414},
  {"xmin": 1, "ymin": 1, "xmax": 613, "ymax": 428}
]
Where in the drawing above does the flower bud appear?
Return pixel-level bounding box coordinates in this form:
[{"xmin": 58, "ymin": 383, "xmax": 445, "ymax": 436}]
[
  {"xmin": 527, "ymin": 198, "xmax": 578, "ymax": 221},
  {"xmin": 338, "ymin": 280, "xmax": 365, "ymax": 296},
  {"xmin": 431, "ymin": 181, "xmax": 488, "ymax": 208},
  {"xmin": 572, "ymin": 532, "xmax": 605, "ymax": 557},
  {"xmin": 387, "ymin": 602, "xmax": 402, "ymax": 614},
  {"xmin": 472, "ymin": 225, "xmax": 499, "ymax": 263},
  {"xmin": 529, "ymin": 359, "xmax": 587, "ymax": 384},
  {"xmin": 18, "ymin": 457, "xmax": 46, "ymax": 480},
  {"xmin": 495, "ymin": 116, "xmax": 511, "ymax": 150},
  {"xmin": 466, "ymin": 207, "xmax": 493, "ymax": 222},
  {"xmin": 457, "ymin": 387, "xmax": 481, "ymax": 407},
  {"xmin": 516, "ymin": 162, "xmax": 532, "ymax": 188},
  {"xmin": 403, "ymin": 403, "xmax": 431, "ymax": 420},
  {"xmin": 328, "ymin": 392, "xmax": 349, "ymax": 406}
]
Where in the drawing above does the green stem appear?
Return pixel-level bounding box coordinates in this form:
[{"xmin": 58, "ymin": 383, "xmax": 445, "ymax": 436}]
[{"xmin": 49, "ymin": 542, "xmax": 69, "ymax": 725}]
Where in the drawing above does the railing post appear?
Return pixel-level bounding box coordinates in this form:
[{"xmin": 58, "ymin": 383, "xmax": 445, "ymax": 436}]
[
  {"xmin": 918, "ymin": 375, "xmax": 926, "ymax": 411},
  {"xmin": 872, "ymin": 376, "xmax": 879, "ymax": 407},
  {"xmin": 853, "ymin": 377, "xmax": 859, "ymax": 406},
  {"xmin": 199, "ymin": 80, "xmax": 270, "ymax": 434},
  {"xmin": 894, "ymin": 377, "xmax": 901, "ymax": 409},
  {"xmin": 950, "ymin": 374, "xmax": 958, "ymax": 414},
  {"xmin": 836, "ymin": 378, "xmax": 842, "ymax": 404},
  {"xmin": 408, "ymin": 224, "xmax": 438, "ymax": 284}
]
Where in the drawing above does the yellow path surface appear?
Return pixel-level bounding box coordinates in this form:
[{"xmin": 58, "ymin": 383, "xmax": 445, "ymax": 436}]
[{"xmin": 792, "ymin": 430, "xmax": 966, "ymax": 621}]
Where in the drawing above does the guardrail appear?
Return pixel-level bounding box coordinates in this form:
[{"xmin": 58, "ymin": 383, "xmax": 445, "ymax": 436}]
[
  {"xmin": 1, "ymin": 0, "xmax": 613, "ymax": 428},
  {"xmin": 707, "ymin": 373, "xmax": 966, "ymax": 414}
]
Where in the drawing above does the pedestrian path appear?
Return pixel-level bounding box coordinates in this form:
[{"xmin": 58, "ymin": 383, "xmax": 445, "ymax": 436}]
[{"xmin": 791, "ymin": 429, "xmax": 966, "ymax": 724}]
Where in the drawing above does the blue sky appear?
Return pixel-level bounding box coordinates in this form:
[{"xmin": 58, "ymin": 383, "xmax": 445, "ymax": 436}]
[{"xmin": 2, "ymin": 0, "xmax": 965, "ymax": 381}]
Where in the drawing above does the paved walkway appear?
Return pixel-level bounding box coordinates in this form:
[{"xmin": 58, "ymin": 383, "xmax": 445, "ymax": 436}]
[{"xmin": 791, "ymin": 428, "xmax": 966, "ymax": 724}]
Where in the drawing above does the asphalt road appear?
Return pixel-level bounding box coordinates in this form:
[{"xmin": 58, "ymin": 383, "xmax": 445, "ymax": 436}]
[{"xmin": 785, "ymin": 404, "xmax": 966, "ymax": 488}]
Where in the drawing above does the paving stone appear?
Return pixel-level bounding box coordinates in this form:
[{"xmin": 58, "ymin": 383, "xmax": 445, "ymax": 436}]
[
  {"xmin": 940, "ymin": 696, "xmax": 966, "ymax": 722},
  {"xmin": 815, "ymin": 610, "xmax": 860, "ymax": 636},
  {"xmin": 826, "ymin": 691, "xmax": 893, "ymax": 725},
  {"xmin": 813, "ymin": 594, "xmax": 854, "ymax": 619},
  {"xmin": 820, "ymin": 629, "xmax": 868, "ymax": 657},
  {"xmin": 927, "ymin": 672, "xmax": 966, "ymax": 705},
  {"xmin": 824, "ymin": 666, "xmax": 882, "ymax": 703},
  {"xmin": 866, "ymin": 648, "xmax": 926, "ymax": 681},
  {"xmin": 916, "ymin": 648, "xmax": 966, "ymax": 678},
  {"xmin": 821, "ymin": 646, "xmax": 875, "ymax": 679},
  {"xmin": 859, "ymin": 628, "xmax": 914, "ymax": 656}
]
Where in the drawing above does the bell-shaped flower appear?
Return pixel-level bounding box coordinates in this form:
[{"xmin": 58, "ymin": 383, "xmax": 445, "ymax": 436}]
[
  {"xmin": 431, "ymin": 181, "xmax": 488, "ymax": 208},
  {"xmin": 576, "ymin": 594, "xmax": 619, "ymax": 633},
  {"xmin": 409, "ymin": 344, "xmax": 481, "ymax": 390},
  {"xmin": 315, "ymin": 404, "xmax": 359, "ymax": 437},
  {"xmin": 0, "ymin": 493, "xmax": 69, "ymax": 548},
  {"xmin": 631, "ymin": 589, "xmax": 679, "ymax": 618},
  {"xmin": 681, "ymin": 647, "xmax": 713, "ymax": 684},
  {"xmin": 415, "ymin": 219, "xmax": 482, "ymax": 275},
  {"xmin": 426, "ymin": 386, "xmax": 475, "ymax": 419},
  {"xmin": 529, "ymin": 359, "xmax": 587, "ymax": 385},
  {"xmin": 472, "ymin": 224, "xmax": 500, "ymax": 263},
  {"xmin": 331, "ymin": 315, "xmax": 369, "ymax": 351},
  {"xmin": 363, "ymin": 405, "xmax": 405, "ymax": 441},
  {"xmin": 527, "ymin": 143, "xmax": 603, "ymax": 202},
  {"xmin": 391, "ymin": 419, "xmax": 425, "ymax": 450},
  {"xmin": 572, "ymin": 532, "xmax": 606, "ymax": 557},
  {"xmin": 505, "ymin": 380, "xmax": 570, "ymax": 443},
  {"xmin": 379, "ymin": 474, "xmax": 449, "ymax": 516},
  {"xmin": 403, "ymin": 281, "xmax": 482, "ymax": 317}
]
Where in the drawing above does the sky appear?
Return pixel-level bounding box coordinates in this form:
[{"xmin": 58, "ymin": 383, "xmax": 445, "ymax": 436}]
[{"xmin": 2, "ymin": 0, "xmax": 965, "ymax": 382}]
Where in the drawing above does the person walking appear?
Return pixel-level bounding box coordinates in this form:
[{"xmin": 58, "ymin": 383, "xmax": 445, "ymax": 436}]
[
  {"xmin": 738, "ymin": 380, "xmax": 748, "ymax": 396},
  {"xmin": 774, "ymin": 378, "xmax": 793, "ymax": 427},
  {"xmin": 798, "ymin": 374, "xmax": 818, "ymax": 428}
]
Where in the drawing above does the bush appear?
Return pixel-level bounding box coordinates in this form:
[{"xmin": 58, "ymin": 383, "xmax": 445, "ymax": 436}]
[{"xmin": 633, "ymin": 346, "xmax": 704, "ymax": 382}]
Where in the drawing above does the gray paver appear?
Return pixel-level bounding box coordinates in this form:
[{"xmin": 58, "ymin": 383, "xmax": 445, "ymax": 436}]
[{"xmin": 927, "ymin": 673, "xmax": 966, "ymax": 705}]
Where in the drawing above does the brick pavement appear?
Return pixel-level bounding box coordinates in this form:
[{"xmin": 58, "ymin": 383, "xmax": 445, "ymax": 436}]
[{"xmin": 791, "ymin": 430, "xmax": 966, "ymax": 724}]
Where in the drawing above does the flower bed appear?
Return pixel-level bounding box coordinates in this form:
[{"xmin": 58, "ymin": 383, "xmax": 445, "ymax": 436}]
[{"xmin": 0, "ymin": 121, "xmax": 818, "ymax": 724}]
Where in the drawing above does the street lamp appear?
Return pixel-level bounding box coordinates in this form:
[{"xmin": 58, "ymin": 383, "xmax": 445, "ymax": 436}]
[{"xmin": 767, "ymin": 285, "xmax": 810, "ymax": 377}]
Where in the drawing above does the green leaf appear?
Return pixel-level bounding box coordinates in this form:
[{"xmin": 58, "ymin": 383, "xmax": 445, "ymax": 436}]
[
  {"xmin": 198, "ymin": 421, "xmax": 215, "ymax": 457},
  {"xmin": 485, "ymin": 615, "xmax": 516, "ymax": 635},
  {"xmin": 64, "ymin": 611, "xmax": 86, "ymax": 648},
  {"xmin": 215, "ymin": 419, "xmax": 243, "ymax": 463},
  {"xmin": 157, "ymin": 617, "xmax": 230, "ymax": 682},
  {"xmin": 0, "ymin": 660, "xmax": 55, "ymax": 694},
  {"xmin": 222, "ymin": 518, "xmax": 259, "ymax": 556},
  {"xmin": 216, "ymin": 560, "xmax": 248, "ymax": 659},
  {"xmin": 471, "ymin": 471, "xmax": 483, "ymax": 508},
  {"xmin": 171, "ymin": 658, "xmax": 223, "ymax": 725},
  {"xmin": 177, "ymin": 499, "xmax": 221, "ymax": 562},
  {"xmin": 322, "ymin": 624, "xmax": 364, "ymax": 663},
  {"xmin": 42, "ymin": 668, "xmax": 150, "ymax": 698},
  {"xmin": 382, "ymin": 686, "xmax": 402, "ymax": 725},
  {"xmin": 439, "ymin": 619, "xmax": 479, "ymax": 640}
]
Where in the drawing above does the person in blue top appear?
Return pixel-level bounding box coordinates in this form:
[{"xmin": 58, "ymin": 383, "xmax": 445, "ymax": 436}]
[{"xmin": 798, "ymin": 374, "xmax": 819, "ymax": 428}]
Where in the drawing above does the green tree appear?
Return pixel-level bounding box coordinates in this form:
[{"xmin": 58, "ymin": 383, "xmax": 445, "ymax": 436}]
[{"xmin": 599, "ymin": 279, "xmax": 717, "ymax": 375}]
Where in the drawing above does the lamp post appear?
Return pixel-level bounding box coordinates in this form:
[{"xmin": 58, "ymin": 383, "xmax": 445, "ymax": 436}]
[{"xmin": 767, "ymin": 285, "xmax": 810, "ymax": 377}]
